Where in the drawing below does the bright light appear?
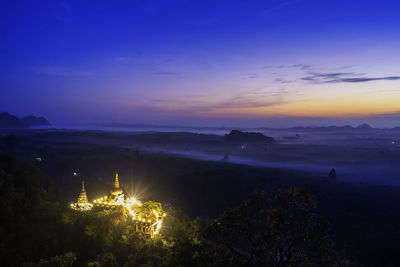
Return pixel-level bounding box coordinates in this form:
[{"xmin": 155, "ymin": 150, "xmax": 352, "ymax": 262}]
[
  {"xmin": 70, "ymin": 202, "xmax": 93, "ymax": 211},
  {"xmin": 70, "ymin": 173, "xmax": 165, "ymax": 237},
  {"xmin": 152, "ymin": 220, "xmax": 162, "ymax": 235}
]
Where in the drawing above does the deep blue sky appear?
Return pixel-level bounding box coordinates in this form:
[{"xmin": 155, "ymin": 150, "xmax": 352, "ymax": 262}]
[{"xmin": 1, "ymin": 0, "xmax": 400, "ymax": 127}]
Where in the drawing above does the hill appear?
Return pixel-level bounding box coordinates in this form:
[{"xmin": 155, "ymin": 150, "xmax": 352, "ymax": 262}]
[
  {"xmin": 21, "ymin": 115, "xmax": 51, "ymax": 126},
  {"xmin": 0, "ymin": 112, "xmax": 28, "ymax": 129},
  {"xmin": 225, "ymin": 130, "xmax": 275, "ymax": 143}
]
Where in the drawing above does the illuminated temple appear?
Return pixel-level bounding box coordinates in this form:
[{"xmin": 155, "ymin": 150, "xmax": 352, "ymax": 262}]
[
  {"xmin": 70, "ymin": 172, "xmax": 165, "ymax": 237},
  {"xmin": 93, "ymin": 172, "xmax": 125, "ymax": 207},
  {"xmin": 70, "ymin": 180, "xmax": 93, "ymax": 211}
]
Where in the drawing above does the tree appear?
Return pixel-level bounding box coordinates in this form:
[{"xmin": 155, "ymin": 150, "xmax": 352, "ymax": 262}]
[
  {"xmin": 36, "ymin": 252, "xmax": 77, "ymax": 267},
  {"xmin": 328, "ymin": 168, "xmax": 337, "ymax": 180},
  {"xmin": 0, "ymin": 154, "xmax": 65, "ymax": 266},
  {"xmin": 203, "ymin": 188, "xmax": 340, "ymax": 267}
]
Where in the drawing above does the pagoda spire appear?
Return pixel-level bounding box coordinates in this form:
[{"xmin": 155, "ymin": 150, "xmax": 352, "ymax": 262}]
[
  {"xmin": 115, "ymin": 172, "xmax": 120, "ymax": 189},
  {"xmin": 78, "ymin": 179, "xmax": 88, "ymax": 204}
]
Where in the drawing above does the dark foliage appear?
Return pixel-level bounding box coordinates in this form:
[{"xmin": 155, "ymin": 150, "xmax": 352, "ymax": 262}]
[
  {"xmin": 2, "ymin": 134, "xmax": 20, "ymax": 150},
  {"xmin": 204, "ymin": 188, "xmax": 341, "ymax": 266},
  {"xmin": 328, "ymin": 168, "xmax": 337, "ymax": 180},
  {"xmin": 0, "ymin": 154, "xmax": 343, "ymax": 266},
  {"xmin": 225, "ymin": 130, "xmax": 275, "ymax": 144},
  {"xmin": 0, "ymin": 154, "xmax": 66, "ymax": 266}
]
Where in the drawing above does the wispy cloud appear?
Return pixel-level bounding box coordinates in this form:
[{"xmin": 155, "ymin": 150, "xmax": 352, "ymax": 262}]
[
  {"xmin": 212, "ymin": 90, "xmax": 287, "ymax": 110},
  {"xmin": 338, "ymin": 64, "xmax": 358, "ymax": 70},
  {"xmin": 152, "ymin": 71, "xmax": 180, "ymax": 75},
  {"xmin": 242, "ymin": 73, "xmax": 258, "ymax": 80},
  {"xmin": 262, "ymin": 63, "xmax": 312, "ymax": 70},
  {"xmin": 114, "ymin": 56, "xmax": 131, "ymax": 62},
  {"xmin": 301, "ymin": 72, "xmax": 400, "ymax": 84},
  {"xmin": 338, "ymin": 76, "xmax": 400, "ymax": 83},
  {"xmin": 291, "ymin": 64, "xmax": 312, "ymax": 70},
  {"xmin": 31, "ymin": 66, "xmax": 95, "ymax": 76},
  {"xmin": 148, "ymin": 88, "xmax": 291, "ymax": 116},
  {"xmin": 262, "ymin": 65, "xmax": 273, "ymax": 69},
  {"xmin": 274, "ymin": 78, "xmax": 295, "ymax": 84},
  {"xmin": 206, "ymin": 99, "xmax": 284, "ymax": 112}
]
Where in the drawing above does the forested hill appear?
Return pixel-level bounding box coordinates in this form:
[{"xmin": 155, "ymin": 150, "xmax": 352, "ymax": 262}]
[
  {"xmin": 0, "ymin": 154, "xmax": 343, "ymax": 266},
  {"xmin": 0, "ymin": 112, "xmax": 51, "ymax": 129}
]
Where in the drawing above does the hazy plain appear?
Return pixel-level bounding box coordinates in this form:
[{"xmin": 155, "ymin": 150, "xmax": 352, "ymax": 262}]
[{"xmin": 18, "ymin": 125, "xmax": 400, "ymax": 185}]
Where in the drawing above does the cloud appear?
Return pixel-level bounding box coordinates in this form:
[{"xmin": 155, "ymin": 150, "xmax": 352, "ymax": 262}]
[
  {"xmin": 262, "ymin": 63, "xmax": 311, "ymax": 70},
  {"xmin": 338, "ymin": 64, "xmax": 358, "ymax": 70},
  {"xmin": 31, "ymin": 66, "xmax": 94, "ymax": 76},
  {"xmin": 274, "ymin": 78, "xmax": 295, "ymax": 84},
  {"xmin": 114, "ymin": 57, "xmax": 130, "ymax": 62},
  {"xmin": 152, "ymin": 71, "xmax": 180, "ymax": 75},
  {"xmin": 149, "ymin": 88, "xmax": 291, "ymax": 116},
  {"xmin": 291, "ymin": 64, "xmax": 311, "ymax": 70},
  {"xmin": 211, "ymin": 91, "xmax": 286, "ymax": 110},
  {"xmin": 339, "ymin": 76, "xmax": 400, "ymax": 83},
  {"xmin": 242, "ymin": 73, "xmax": 258, "ymax": 80},
  {"xmin": 301, "ymin": 72, "xmax": 357, "ymax": 81},
  {"xmin": 301, "ymin": 72, "xmax": 400, "ymax": 84}
]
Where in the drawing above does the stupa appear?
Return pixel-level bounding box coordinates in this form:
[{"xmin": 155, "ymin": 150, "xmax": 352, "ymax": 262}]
[{"xmin": 70, "ymin": 180, "xmax": 93, "ymax": 211}]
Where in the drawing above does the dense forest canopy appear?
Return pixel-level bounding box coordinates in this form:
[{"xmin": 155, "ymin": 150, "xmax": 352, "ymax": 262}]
[{"xmin": 0, "ymin": 154, "xmax": 344, "ymax": 266}]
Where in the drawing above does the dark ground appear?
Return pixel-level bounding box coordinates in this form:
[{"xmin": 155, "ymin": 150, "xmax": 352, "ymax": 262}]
[{"xmin": 1, "ymin": 129, "xmax": 400, "ymax": 266}]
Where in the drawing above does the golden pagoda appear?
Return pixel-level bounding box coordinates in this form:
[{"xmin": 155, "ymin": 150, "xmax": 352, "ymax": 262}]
[
  {"xmin": 78, "ymin": 180, "xmax": 89, "ymax": 204},
  {"xmin": 110, "ymin": 172, "xmax": 123, "ymax": 199},
  {"xmin": 93, "ymin": 172, "xmax": 125, "ymax": 207},
  {"xmin": 70, "ymin": 179, "xmax": 93, "ymax": 211}
]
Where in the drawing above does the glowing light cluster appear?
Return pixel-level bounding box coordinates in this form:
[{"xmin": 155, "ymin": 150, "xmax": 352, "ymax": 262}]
[
  {"xmin": 70, "ymin": 202, "xmax": 93, "ymax": 211},
  {"xmin": 70, "ymin": 173, "xmax": 166, "ymax": 237}
]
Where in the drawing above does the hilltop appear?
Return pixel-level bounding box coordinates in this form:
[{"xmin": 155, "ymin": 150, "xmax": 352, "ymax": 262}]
[
  {"xmin": 0, "ymin": 112, "xmax": 51, "ymax": 129},
  {"xmin": 0, "ymin": 112, "xmax": 28, "ymax": 129},
  {"xmin": 225, "ymin": 130, "xmax": 275, "ymax": 144},
  {"xmin": 21, "ymin": 115, "xmax": 51, "ymax": 126}
]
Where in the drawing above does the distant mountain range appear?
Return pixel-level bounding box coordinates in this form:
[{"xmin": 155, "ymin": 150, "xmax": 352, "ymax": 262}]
[
  {"xmin": 0, "ymin": 112, "xmax": 51, "ymax": 129},
  {"xmin": 289, "ymin": 123, "xmax": 375, "ymax": 131},
  {"xmin": 89, "ymin": 122, "xmax": 226, "ymax": 130},
  {"xmin": 91, "ymin": 122, "xmax": 395, "ymax": 132}
]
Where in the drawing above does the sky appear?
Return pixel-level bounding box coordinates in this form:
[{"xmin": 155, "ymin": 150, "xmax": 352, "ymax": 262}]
[{"xmin": 1, "ymin": 0, "xmax": 400, "ymax": 127}]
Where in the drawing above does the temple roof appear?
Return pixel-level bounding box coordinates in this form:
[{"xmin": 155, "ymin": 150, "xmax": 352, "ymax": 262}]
[
  {"xmin": 110, "ymin": 172, "xmax": 123, "ymax": 196},
  {"xmin": 115, "ymin": 172, "xmax": 120, "ymax": 189}
]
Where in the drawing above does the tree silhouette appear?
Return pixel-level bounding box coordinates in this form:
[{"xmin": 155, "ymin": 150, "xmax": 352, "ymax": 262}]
[{"xmin": 203, "ymin": 188, "xmax": 340, "ymax": 267}]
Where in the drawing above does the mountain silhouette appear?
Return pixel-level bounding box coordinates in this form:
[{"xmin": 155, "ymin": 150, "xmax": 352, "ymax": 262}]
[
  {"xmin": 21, "ymin": 115, "xmax": 51, "ymax": 126},
  {"xmin": 0, "ymin": 112, "xmax": 51, "ymax": 129},
  {"xmin": 0, "ymin": 112, "xmax": 28, "ymax": 129},
  {"xmin": 356, "ymin": 123, "xmax": 372, "ymax": 130},
  {"xmin": 225, "ymin": 130, "xmax": 275, "ymax": 144}
]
